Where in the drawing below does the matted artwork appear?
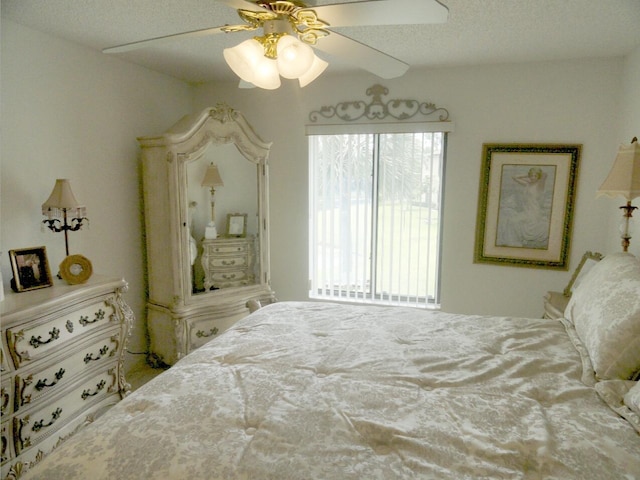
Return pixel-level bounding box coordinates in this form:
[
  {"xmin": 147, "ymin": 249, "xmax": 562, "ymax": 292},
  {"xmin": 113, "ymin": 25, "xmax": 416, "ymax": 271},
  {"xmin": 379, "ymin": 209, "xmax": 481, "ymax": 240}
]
[{"xmin": 474, "ymin": 143, "xmax": 581, "ymax": 269}]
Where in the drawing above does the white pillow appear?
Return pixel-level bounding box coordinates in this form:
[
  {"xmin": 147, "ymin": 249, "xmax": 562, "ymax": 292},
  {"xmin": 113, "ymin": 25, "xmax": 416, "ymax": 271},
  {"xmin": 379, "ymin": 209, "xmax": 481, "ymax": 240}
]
[
  {"xmin": 564, "ymin": 252, "xmax": 640, "ymax": 380},
  {"xmin": 625, "ymin": 381, "xmax": 640, "ymax": 417}
]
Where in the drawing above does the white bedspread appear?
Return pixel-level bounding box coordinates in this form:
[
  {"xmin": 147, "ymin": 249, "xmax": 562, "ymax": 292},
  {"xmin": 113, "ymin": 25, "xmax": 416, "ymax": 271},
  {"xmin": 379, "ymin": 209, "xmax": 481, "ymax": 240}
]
[{"xmin": 22, "ymin": 302, "xmax": 640, "ymax": 479}]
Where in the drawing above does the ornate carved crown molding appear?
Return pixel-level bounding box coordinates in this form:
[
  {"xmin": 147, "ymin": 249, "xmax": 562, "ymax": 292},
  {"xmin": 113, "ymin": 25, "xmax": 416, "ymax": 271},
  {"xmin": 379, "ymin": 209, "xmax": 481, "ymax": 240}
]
[{"xmin": 309, "ymin": 84, "xmax": 450, "ymax": 123}]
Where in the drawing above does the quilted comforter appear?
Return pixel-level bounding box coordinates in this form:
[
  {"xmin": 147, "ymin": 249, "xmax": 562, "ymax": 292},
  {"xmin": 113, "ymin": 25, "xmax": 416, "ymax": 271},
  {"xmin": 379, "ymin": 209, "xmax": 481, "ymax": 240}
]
[{"xmin": 22, "ymin": 302, "xmax": 640, "ymax": 479}]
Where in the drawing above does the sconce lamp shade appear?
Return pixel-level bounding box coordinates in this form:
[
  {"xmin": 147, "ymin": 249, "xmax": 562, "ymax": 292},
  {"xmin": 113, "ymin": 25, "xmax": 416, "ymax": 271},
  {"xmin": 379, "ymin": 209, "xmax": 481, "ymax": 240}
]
[
  {"xmin": 42, "ymin": 179, "xmax": 85, "ymax": 218},
  {"xmin": 201, "ymin": 164, "xmax": 224, "ymax": 188},
  {"xmin": 597, "ymin": 137, "xmax": 640, "ymax": 200}
]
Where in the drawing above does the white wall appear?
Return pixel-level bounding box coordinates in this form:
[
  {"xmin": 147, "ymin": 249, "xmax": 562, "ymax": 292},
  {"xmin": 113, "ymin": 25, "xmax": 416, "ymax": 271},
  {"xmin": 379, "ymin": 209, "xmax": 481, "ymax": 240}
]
[
  {"xmin": 194, "ymin": 57, "xmax": 626, "ymax": 318},
  {"xmin": 0, "ymin": 20, "xmax": 193, "ymax": 370}
]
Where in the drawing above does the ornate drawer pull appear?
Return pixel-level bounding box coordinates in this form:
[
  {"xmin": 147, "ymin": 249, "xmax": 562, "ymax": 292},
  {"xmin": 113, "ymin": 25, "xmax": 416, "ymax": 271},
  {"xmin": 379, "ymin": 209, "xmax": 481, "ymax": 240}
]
[
  {"xmin": 29, "ymin": 327, "xmax": 60, "ymax": 348},
  {"xmin": 79, "ymin": 309, "xmax": 106, "ymax": 326},
  {"xmin": 222, "ymin": 274, "xmax": 237, "ymax": 280},
  {"xmin": 196, "ymin": 327, "xmax": 219, "ymax": 339},
  {"xmin": 84, "ymin": 345, "xmax": 109, "ymax": 363},
  {"xmin": 1, "ymin": 387, "xmax": 9, "ymax": 415},
  {"xmin": 81, "ymin": 380, "xmax": 106, "ymax": 400},
  {"xmin": 32, "ymin": 407, "xmax": 62, "ymax": 432},
  {"xmin": 221, "ymin": 260, "xmax": 236, "ymax": 266},
  {"xmin": 35, "ymin": 368, "xmax": 65, "ymax": 391}
]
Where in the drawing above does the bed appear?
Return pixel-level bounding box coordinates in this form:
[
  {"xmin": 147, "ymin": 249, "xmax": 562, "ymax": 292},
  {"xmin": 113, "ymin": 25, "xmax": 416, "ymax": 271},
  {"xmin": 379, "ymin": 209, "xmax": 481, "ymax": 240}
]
[{"xmin": 19, "ymin": 253, "xmax": 640, "ymax": 479}]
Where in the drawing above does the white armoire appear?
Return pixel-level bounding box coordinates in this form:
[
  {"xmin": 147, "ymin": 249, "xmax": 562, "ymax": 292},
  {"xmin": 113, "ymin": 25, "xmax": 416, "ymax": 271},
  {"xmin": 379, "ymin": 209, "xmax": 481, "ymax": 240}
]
[{"xmin": 138, "ymin": 105, "xmax": 275, "ymax": 366}]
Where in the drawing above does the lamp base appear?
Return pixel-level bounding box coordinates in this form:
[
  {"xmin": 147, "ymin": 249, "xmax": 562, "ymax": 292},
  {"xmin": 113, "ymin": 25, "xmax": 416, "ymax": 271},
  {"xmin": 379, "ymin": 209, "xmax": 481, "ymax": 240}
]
[{"xmin": 204, "ymin": 223, "xmax": 218, "ymax": 240}]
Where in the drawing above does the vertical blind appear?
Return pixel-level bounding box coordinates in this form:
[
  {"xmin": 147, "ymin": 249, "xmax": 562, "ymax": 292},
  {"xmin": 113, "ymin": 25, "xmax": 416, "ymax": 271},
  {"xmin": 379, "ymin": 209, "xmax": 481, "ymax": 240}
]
[{"xmin": 308, "ymin": 128, "xmax": 448, "ymax": 307}]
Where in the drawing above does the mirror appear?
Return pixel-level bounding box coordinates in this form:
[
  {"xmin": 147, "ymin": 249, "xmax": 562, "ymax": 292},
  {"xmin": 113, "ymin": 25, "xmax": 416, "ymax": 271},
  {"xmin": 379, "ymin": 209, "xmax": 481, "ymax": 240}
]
[{"xmin": 186, "ymin": 143, "xmax": 261, "ymax": 294}]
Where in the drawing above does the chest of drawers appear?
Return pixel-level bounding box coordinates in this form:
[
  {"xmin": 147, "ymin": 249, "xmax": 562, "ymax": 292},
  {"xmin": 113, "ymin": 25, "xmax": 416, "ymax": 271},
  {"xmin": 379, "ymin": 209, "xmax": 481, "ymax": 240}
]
[
  {"xmin": 1, "ymin": 276, "xmax": 133, "ymax": 479},
  {"xmin": 201, "ymin": 236, "xmax": 255, "ymax": 290}
]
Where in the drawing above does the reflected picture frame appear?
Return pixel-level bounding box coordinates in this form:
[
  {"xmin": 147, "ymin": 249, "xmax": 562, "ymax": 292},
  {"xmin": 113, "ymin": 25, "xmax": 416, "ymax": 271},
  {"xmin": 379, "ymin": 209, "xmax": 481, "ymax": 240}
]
[
  {"xmin": 474, "ymin": 143, "xmax": 581, "ymax": 269},
  {"xmin": 226, "ymin": 213, "xmax": 247, "ymax": 238},
  {"xmin": 9, "ymin": 246, "xmax": 53, "ymax": 292}
]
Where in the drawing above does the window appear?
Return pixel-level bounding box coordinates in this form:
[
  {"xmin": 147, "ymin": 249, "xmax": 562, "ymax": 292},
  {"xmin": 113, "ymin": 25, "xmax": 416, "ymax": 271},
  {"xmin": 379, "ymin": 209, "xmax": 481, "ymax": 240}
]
[{"xmin": 308, "ymin": 128, "xmax": 447, "ymax": 307}]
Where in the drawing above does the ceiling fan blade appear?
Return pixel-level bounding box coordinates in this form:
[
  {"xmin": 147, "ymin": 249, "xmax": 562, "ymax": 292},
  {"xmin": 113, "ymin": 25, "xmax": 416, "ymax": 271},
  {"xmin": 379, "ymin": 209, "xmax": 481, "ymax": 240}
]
[
  {"xmin": 312, "ymin": 0, "xmax": 448, "ymax": 28},
  {"xmin": 313, "ymin": 31, "xmax": 409, "ymax": 79},
  {"xmin": 102, "ymin": 25, "xmax": 232, "ymax": 54}
]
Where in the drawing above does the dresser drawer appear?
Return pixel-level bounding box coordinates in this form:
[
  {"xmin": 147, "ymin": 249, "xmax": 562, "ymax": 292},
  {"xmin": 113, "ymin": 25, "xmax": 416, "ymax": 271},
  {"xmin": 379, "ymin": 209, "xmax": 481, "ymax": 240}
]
[
  {"xmin": 0, "ymin": 346, "xmax": 9, "ymax": 375},
  {"xmin": 12, "ymin": 367, "xmax": 117, "ymax": 455},
  {"xmin": 13, "ymin": 329, "xmax": 121, "ymax": 413},
  {"xmin": 1, "ymin": 378, "xmax": 12, "ymax": 419},
  {"xmin": 6, "ymin": 298, "xmax": 117, "ymax": 369},
  {"xmin": 208, "ymin": 255, "xmax": 249, "ymax": 269},
  {"xmin": 188, "ymin": 313, "xmax": 246, "ymax": 352},
  {"xmin": 206, "ymin": 243, "xmax": 249, "ymax": 255},
  {"xmin": 1, "ymin": 422, "xmax": 11, "ymax": 465},
  {"xmin": 210, "ymin": 271, "xmax": 255, "ymax": 289}
]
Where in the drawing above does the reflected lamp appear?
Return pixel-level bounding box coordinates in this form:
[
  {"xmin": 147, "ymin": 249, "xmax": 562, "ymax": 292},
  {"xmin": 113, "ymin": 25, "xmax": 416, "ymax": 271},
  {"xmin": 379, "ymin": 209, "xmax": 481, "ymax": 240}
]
[{"xmin": 201, "ymin": 163, "xmax": 224, "ymax": 239}]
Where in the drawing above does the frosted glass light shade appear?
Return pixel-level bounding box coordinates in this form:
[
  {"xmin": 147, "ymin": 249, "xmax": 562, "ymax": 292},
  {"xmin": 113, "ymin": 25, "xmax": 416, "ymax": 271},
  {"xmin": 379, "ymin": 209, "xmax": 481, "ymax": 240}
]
[
  {"xmin": 298, "ymin": 55, "xmax": 329, "ymax": 87},
  {"xmin": 276, "ymin": 35, "xmax": 315, "ymax": 79},
  {"xmin": 223, "ymin": 39, "xmax": 264, "ymax": 83},
  {"xmin": 252, "ymin": 57, "xmax": 281, "ymax": 90}
]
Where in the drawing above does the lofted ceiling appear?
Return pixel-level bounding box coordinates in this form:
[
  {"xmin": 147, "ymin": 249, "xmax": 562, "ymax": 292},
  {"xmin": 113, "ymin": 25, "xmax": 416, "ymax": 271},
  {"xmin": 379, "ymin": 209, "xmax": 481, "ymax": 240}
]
[{"xmin": 2, "ymin": 0, "xmax": 640, "ymax": 85}]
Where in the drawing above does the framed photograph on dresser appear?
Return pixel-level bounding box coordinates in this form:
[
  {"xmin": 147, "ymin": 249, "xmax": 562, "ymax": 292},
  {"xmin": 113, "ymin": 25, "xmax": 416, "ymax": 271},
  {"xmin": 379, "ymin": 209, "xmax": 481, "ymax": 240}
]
[
  {"xmin": 9, "ymin": 246, "xmax": 53, "ymax": 292},
  {"xmin": 474, "ymin": 143, "xmax": 581, "ymax": 270},
  {"xmin": 226, "ymin": 213, "xmax": 247, "ymax": 237}
]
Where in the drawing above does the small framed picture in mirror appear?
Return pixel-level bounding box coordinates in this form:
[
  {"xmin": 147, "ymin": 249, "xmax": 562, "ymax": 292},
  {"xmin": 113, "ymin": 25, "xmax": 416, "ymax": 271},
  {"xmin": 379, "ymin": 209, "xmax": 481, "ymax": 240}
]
[
  {"xmin": 227, "ymin": 213, "xmax": 247, "ymax": 237},
  {"xmin": 9, "ymin": 246, "xmax": 53, "ymax": 292}
]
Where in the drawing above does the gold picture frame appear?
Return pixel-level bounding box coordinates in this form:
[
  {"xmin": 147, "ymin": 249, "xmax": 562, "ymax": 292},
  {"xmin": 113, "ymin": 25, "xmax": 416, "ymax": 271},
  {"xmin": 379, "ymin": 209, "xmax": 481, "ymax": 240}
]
[
  {"xmin": 474, "ymin": 143, "xmax": 581, "ymax": 269},
  {"xmin": 9, "ymin": 246, "xmax": 53, "ymax": 292},
  {"xmin": 226, "ymin": 213, "xmax": 247, "ymax": 238},
  {"xmin": 563, "ymin": 250, "xmax": 603, "ymax": 296}
]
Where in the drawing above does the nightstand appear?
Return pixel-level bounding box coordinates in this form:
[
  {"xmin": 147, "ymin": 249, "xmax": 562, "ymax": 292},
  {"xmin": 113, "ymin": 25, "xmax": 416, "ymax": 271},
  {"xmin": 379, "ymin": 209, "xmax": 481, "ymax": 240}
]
[
  {"xmin": 201, "ymin": 236, "xmax": 255, "ymax": 290},
  {"xmin": 543, "ymin": 291, "xmax": 570, "ymax": 319}
]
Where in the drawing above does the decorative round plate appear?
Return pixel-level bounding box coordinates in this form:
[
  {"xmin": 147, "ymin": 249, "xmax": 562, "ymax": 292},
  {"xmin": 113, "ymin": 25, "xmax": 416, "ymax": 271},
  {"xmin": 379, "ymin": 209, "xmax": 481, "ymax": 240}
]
[{"xmin": 59, "ymin": 254, "xmax": 93, "ymax": 284}]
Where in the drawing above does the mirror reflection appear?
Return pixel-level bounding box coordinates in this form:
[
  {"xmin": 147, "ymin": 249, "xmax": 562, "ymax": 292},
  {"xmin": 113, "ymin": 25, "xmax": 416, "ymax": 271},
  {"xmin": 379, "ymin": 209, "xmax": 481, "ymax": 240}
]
[{"xmin": 186, "ymin": 143, "xmax": 259, "ymax": 294}]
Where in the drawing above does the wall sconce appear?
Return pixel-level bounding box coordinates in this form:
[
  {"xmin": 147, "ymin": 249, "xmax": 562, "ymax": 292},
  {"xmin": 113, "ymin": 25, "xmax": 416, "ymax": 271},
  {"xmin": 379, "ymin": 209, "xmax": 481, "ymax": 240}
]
[
  {"xmin": 597, "ymin": 137, "xmax": 640, "ymax": 252},
  {"xmin": 201, "ymin": 164, "xmax": 224, "ymax": 239},
  {"xmin": 42, "ymin": 179, "xmax": 88, "ymax": 257}
]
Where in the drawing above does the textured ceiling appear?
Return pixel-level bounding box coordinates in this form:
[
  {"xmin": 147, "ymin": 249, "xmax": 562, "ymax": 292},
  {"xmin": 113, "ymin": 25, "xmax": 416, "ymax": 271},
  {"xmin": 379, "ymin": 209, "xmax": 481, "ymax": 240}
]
[{"xmin": 2, "ymin": 0, "xmax": 640, "ymax": 85}]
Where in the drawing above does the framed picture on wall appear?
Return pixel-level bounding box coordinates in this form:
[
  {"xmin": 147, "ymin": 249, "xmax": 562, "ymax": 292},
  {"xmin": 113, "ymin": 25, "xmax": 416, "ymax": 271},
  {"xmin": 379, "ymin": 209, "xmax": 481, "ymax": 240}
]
[
  {"xmin": 474, "ymin": 143, "xmax": 581, "ymax": 269},
  {"xmin": 226, "ymin": 213, "xmax": 248, "ymax": 237},
  {"xmin": 9, "ymin": 246, "xmax": 54, "ymax": 292}
]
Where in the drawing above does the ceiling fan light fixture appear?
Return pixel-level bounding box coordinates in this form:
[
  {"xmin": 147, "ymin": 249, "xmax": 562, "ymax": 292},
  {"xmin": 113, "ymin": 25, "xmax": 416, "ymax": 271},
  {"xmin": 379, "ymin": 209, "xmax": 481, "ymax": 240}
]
[
  {"xmin": 298, "ymin": 55, "xmax": 328, "ymax": 88},
  {"xmin": 276, "ymin": 34, "xmax": 315, "ymax": 79},
  {"xmin": 223, "ymin": 38, "xmax": 264, "ymax": 83},
  {"xmin": 252, "ymin": 56, "xmax": 281, "ymax": 90}
]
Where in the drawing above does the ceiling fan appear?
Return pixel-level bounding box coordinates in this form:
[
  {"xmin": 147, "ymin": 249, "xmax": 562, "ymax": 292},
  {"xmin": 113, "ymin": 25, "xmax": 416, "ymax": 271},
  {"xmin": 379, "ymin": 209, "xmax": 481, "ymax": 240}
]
[{"xmin": 103, "ymin": 0, "xmax": 449, "ymax": 89}]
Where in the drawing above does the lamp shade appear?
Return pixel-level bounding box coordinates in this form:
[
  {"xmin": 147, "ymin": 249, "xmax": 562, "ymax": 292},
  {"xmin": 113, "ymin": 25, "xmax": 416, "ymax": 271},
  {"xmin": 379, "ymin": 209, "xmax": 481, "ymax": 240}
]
[
  {"xmin": 43, "ymin": 179, "xmax": 82, "ymax": 209},
  {"xmin": 298, "ymin": 55, "xmax": 329, "ymax": 88},
  {"xmin": 223, "ymin": 39, "xmax": 264, "ymax": 84},
  {"xmin": 201, "ymin": 164, "xmax": 224, "ymax": 188},
  {"xmin": 276, "ymin": 35, "xmax": 315, "ymax": 79},
  {"xmin": 251, "ymin": 56, "xmax": 281, "ymax": 90},
  {"xmin": 597, "ymin": 138, "xmax": 640, "ymax": 200}
]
